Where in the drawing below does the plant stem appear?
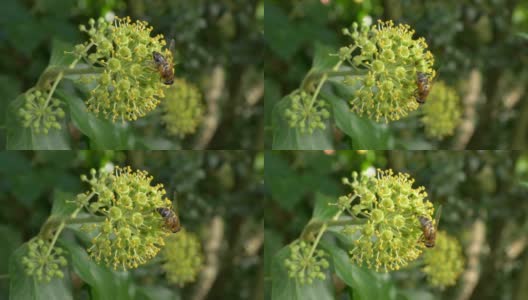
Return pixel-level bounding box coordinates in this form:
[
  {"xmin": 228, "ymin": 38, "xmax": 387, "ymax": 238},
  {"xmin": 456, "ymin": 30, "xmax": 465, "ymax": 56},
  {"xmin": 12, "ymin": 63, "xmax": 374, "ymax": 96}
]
[
  {"xmin": 39, "ymin": 42, "xmax": 95, "ymax": 107},
  {"xmin": 306, "ymin": 60, "xmax": 343, "ymax": 111},
  {"xmin": 312, "ymin": 69, "xmax": 367, "ymax": 78},
  {"xmin": 64, "ymin": 216, "xmax": 105, "ymax": 224},
  {"xmin": 43, "ymin": 191, "xmax": 95, "ymax": 257}
]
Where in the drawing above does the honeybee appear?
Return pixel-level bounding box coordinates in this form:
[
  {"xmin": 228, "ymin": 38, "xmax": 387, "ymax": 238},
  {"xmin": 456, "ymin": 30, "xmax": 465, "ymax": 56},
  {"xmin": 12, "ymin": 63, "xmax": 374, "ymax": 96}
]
[
  {"xmin": 415, "ymin": 72, "xmax": 432, "ymax": 104},
  {"xmin": 152, "ymin": 40, "xmax": 175, "ymax": 85},
  {"xmin": 418, "ymin": 205, "xmax": 442, "ymax": 248},
  {"xmin": 156, "ymin": 207, "xmax": 181, "ymax": 233}
]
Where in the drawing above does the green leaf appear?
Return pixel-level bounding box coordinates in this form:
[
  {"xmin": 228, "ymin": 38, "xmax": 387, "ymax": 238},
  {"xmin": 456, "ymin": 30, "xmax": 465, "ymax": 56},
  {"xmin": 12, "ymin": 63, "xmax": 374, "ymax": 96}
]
[
  {"xmin": 397, "ymin": 289, "xmax": 435, "ymax": 300},
  {"xmin": 6, "ymin": 94, "xmax": 70, "ymax": 150},
  {"xmin": 320, "ymin": 240, "xmax": 391, "ymax": 300},
  {"xmin": 264, "ymin": 2, "xmax": 305, "ymax": 60},
  {"xmin": 135, "ymin": 286, "xmax": 181, "ymax": 300},
  {"xmin": 312, "ymin": 193, "xmax": 339, "ymax": 220},
  {"xmin": 264, "ymin": 152, "xmax": 307, "ymax": 210},
  {"xmin": 60, "ymin": 239, "xmax": 132, "ymax": 300},
  {"xmin": 59, "ymin": 89, "xmax": 131, "ymax": 149},
  {"xmin": 272, "ymin": 95, "xmax": 333, "ymax": 150},
  {"xmin": 9, "ymin": 243, "xmax": 73, "ymax": 300},
  {"xmin": 51, "ymin": 190, "xmax": 77, "ymax": 218},
  {"xmin": 271, "ymin": 246, "xmax": 333, "ymax": 300},
  {"xmin": 312, "ymin": 44, "xmax": 339, "ymax": 72},
  {"xmin": 49, "ymin": 39, "xmax": 75, "ymax": 67},
  {"xmin": 322, "ymin": 85, "xmax": 392, "ymax": 149}
]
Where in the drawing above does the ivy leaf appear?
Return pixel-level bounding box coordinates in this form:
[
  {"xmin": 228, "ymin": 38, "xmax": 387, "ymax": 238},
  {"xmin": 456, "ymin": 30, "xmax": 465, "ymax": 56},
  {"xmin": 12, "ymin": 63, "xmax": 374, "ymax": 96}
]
[
  {"xmin": 51, "ymin": 190, "xmax": 77, "ymax": 218},
  {"xmin": 272, "ymin": 94, "xmax": 333, "ymax": 150},
  {"xmin": 271, "ymin": 245, "xmax": 334, "ymax": 300},
  {"xmin": 320, "ymin": 240, "xmax": 392, "ymax": 300},
  {"xmin": 312, "ymin": 43, "xmax": 339, "ymax": 72},
  {"xmin": 312, "ymin": 193, "xmax": 339, "ymax": 220},
  {"xmin": 321, "ymin": 84, "xmax": 392, "ymax": 149},
  {"xmin": 58, "ymin": 89, "xmax": 132, "ymax": 149},
  {"xmin": 60, "ymin": 239, "xmax": 132, "ymax": 300},
  {"xmin": 9, "ymin": 243, "xmax": 72, "ymax": 300},
  {"xmin": 6, "ymin": 94, "xmax": 70, "ymax": 150}
]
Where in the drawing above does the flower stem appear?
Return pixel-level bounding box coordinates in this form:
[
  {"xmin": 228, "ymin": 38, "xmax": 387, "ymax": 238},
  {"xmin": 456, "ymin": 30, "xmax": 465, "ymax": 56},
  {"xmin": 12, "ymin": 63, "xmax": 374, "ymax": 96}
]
[
  {"xmin": 38, "ymin": 42, "xmax": 95, "ymax": 107},
  {"xmin": 306, "ymin": 60, "xmax": 344, "ymax": 111},
  {"xmin": 64, "ymin": 216, "xmax": 105, "ymax": 224}
]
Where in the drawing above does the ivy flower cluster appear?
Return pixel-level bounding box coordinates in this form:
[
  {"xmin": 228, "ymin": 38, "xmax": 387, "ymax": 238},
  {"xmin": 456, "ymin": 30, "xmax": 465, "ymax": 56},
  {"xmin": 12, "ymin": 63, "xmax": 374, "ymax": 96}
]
[
  {"xmin": 21, "ymin": 238, "xmax": 67, "ymax": 282},
  {"xmin": 422, "ymin": 231, "xmax": 465, "ymax": 288},
  {"xmin": 341, "ymin": 20, "xmax": 435, "ymax": 123},
  {"xmin": 161, "ymin": 78, "xmax": 204, "ymax": 138},
  {"xmin": 284, "ymin": 241, "xmax": 329, "ymax": 284},
  {"xmin": 284, "ymin": 91, "xmax": 330, "ymax": 134},
  {"xmin": 75, "ymin": 17, "xmax": 171, "ymax": 122},
  {"xmin": 79, "ymin": 166, "xmax": 172, "ymax": 270},
  {"xmin": 18, "ymin": 89, "xmax": 65, "ymax": 134},
  {"xmin": 162, "ymin": 229, "xmax": 204, "ymax": 286},
  {"xmin": 421, "ymin": 81, "xmax": 462, "ymax": 139},
  {"xmin": 343, "ymin": 169, "xmax": 434, "ymax": 272}
]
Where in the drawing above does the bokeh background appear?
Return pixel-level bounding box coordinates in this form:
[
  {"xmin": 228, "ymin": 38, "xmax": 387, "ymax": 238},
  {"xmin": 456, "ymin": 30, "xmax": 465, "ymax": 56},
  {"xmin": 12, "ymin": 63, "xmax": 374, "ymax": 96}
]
[
  {"xmin": 265, "ymin": 150, "xmax": 528, "ymax": 300},
  {"xmin": 0, "ymin": 0, "xmax": 264, "ymax": 150},
  {"xmin": 0, "ymin": 151, "xmax": 264, "ymax": 299},
  {"xmin": 264, "ymin": 0, "xmax": 528, "ymax": 149}
]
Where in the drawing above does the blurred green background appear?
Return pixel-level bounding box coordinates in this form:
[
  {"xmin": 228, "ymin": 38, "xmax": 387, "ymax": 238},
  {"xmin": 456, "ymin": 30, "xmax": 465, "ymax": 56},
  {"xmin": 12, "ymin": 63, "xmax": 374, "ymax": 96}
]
[
  {"xmin": 0, "ymin": 150, "xmax": 264, "ymax": 299},
  {"xmin": 265, "ymin": 150, "xmax": 528, "ymax": 300},
  {"xmin": 0, "ymin": 0, "xmax": 264, "ymax": 150},
  {"xmin": 264, "ymin": 0, "xmax": 528, "ymax": 149}
]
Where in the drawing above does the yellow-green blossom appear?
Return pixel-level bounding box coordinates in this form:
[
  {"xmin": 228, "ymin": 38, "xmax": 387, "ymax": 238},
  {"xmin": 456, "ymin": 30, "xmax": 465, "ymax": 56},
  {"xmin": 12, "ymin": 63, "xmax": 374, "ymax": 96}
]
[
  {"xmin": 18, "ymin": 90, "xmax": 65, "ymax": 134},
  {"xmin": 284, "ymin": 90, "xmax": 330, "ymax": 134},
  {"xmin": 284, "ymin": 240, "xmax": 329, "ymax": 284},
  {"xmin": 79, "ymin": 166, "xmax": 172, "ymax": 270},
  {"xmin": 344, "ymin": 169, "xmax": 434, "ymax": 272},
  {"xmin": 421, "ymin": 81, "xmax": 462, "ymax": 139},
  {"xmin": 21, "ymin": 238, "xmax": 67, "ymax": 282},
  {"xmin": 422, "ymin": 231, "xmax": 465, "ymax": 287},
  {"xmin": 75, "ymin": 17, "xmax": 172, "ymax": 122},
  {"xmin": 162, "ymin": 78, "xmax": 204, "ymax": 138},
  {"xmin": 162, "ymin": 229, "xmax": 203, "ymax": 286},
  {"xmin": 342, "ymin": 20, "xmax": 436, "ymax": 123}
]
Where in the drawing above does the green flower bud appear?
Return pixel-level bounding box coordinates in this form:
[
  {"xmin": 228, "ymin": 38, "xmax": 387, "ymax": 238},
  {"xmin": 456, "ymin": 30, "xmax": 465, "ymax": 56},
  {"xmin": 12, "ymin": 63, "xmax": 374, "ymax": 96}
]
[
  {"xmin": 343, "ymin": 20, "xmax": 436, "ymax": 123},
  {"xmin": 421, "ymin": 81, "xmax": 462, "ymax": 139},
  {"xmin": 162, "ymin": 229, "xmax": 204, "ymax": 286},
  {"xmin": 81, "ymin": 166, "xmax": 171, "ymax": 270},
  {"xmin": 284, "ymin": 241, "xmax": 329, "ymax": 285},
  {"xmin": 422, "ymin": 231, "xmax": 465, "ymax": 287},
  {"xmin": 22, "ymin": 238, "xmax": 68, "ymax": 282},
  {"xmin": 18, "ymin": 89, "xmax": 65, "ymax": 134},
  {"xmin": 345, "ymin": 169, "xmax": 434, "ymax": 272},
  {"xmin": 161, "ymin": 78, "xmax": 205, "ymax": 138},
  {"xmin": 75, "ymin": 16, "xmax": 172, "ymax": 122},
  {"xmin": 284, "ymin": 90, "xmax": 330, "ymax": 135}
]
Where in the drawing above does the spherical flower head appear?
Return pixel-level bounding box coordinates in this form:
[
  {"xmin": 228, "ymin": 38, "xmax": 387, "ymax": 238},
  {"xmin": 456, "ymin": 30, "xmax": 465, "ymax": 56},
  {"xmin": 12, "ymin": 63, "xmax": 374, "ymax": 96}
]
[
  {"xmin": 422, "ymin": 231, "xmax": 465, "ymax": 288},
  {"xmin": 18, "ymin": 90, "xmax": 64, "ymax": 134},
  {"xmin": 79, "ymin": 166, "xmax": 172, "ymax": 270},
  {"xmin": 161, "ymin": 78, "xmax": 204, "ymax": 138},
  {"xmin": 161, "ymin": 229, "xmax": 203, "ymax": 286},
  {"xmin": 343, "ymin": 20, "xmax": 436, "ymax": 123},
  {"xmin": 345, "ymin": 169, "xmax": 434, "ymax": 272},
  {"xmin": 284, "ymin": 91, "xmax": 330, "ymax": 134},
  {"xmin": 421, "ymin": 81, "xmax": 462, "ymax": 139},
  {"xmin": 76, "ymin": 17, "xmax": 172, "ymax": 122},
  {"xmin": 284, "ymin": 241, "xmax": 329, "ymax": 284},
  {"xmin": 21, "ymin": 238, "xmax": 67, "ymax": 282}
]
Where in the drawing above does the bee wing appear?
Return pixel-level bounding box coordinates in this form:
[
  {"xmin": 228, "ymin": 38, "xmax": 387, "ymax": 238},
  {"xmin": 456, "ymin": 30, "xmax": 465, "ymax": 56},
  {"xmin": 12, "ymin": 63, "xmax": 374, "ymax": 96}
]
[
  {"xmin": 169, "ymin": 39, "xmax": 175, "ymax": 53},
  {"xmin": 434, "ymin": 205, "xmax": 442, "ymax": 231}
]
